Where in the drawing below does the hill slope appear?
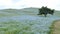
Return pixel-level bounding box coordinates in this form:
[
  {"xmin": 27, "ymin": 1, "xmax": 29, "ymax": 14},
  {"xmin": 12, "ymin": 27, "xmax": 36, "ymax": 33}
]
[{"xmin": 0, "ymin": 8, "xmax": 60, "ymax": 34}]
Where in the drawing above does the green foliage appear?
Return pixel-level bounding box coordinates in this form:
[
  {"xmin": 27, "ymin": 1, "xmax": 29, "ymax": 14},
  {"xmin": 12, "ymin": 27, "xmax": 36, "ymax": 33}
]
[
  {"xmin": 38, "ymin": 6, "xmax": 55, "ymax": 17},
  {"xmin": 5, "ymin": 29, "xmax": 20, "ymax": 34}
]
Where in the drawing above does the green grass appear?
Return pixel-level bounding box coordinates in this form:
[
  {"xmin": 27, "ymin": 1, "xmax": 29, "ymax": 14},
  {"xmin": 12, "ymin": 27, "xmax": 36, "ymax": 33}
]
[
  {"xmin": 0, "ymin": 20, "xmax": 32, "ymax": 34},
  {"xmin": 0, "ymin": 21, "xmax": 20, "ymax": 34},
  {"xmin": 0, "ymin": 12, "xmax": 20, "ymax": 18},
  {"xmin": 54, "ymin": 11, "xmax": 60, "ymax": 17},
  {"xmin": 5, "ymin": 29, "xmax": 20, "ymax": 34}
]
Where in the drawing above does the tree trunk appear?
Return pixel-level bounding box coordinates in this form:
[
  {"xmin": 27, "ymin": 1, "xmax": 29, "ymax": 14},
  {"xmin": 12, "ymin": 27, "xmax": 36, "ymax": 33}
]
[{"xmin": 44, "ymin": 14, "xmax": 47, "ymax": 17}]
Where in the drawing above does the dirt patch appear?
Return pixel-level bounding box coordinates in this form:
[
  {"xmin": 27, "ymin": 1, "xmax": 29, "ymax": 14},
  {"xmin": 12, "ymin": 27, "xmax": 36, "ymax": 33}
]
[{"xmin": 51, "ymin": 20, "xmax": 60, "ymax": 34}]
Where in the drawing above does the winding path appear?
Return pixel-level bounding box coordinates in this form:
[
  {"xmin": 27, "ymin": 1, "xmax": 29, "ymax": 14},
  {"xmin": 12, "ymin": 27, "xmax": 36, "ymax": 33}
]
[{"xmin": 52, "ymin": 20, "xmax": 60, "ymax": 34}]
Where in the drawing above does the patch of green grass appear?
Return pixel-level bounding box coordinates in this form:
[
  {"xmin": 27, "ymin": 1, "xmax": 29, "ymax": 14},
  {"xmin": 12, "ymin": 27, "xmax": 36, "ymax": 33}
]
[
  {"xmin": 0, "ymin": 20, "xmax": 32, "ymax": 34},
  {"xmin": 0, "ymin": 13, "xmax": 19, "ymax": 18},
  {"xmin": 0, "ymin": 28, "xmax": 8, "ymax": 31},
  {"xmin": 54, "ymin": 11, "xmax": 60, "ymax": 17},
  {"xmin": 5, "ymin": 29, "xmax": 20, "ymax": 34},
  {"xmin": 0, "ymin": 21, "xmax": 21, "ymax": 34}
]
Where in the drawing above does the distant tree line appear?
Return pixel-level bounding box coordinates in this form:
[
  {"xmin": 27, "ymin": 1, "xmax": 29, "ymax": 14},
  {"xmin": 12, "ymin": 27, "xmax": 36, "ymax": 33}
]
[{"xmin": 38, "ymin": 6, "xmax": 55, "ymax": 17}]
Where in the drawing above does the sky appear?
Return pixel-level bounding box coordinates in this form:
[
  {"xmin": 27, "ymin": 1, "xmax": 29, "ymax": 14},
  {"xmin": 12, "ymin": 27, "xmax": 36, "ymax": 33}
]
[{"xmin": 0, "ymin": 0, "xmax": 60, "ymax": 10}]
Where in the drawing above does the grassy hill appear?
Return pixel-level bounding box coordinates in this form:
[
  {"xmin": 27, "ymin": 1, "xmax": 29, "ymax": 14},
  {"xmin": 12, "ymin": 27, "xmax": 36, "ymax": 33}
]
[
  {"xmin": 54, "ymin": 10, "xmax": 60, "ymax": 17},
  {"xmin": 0, "ymin": 7, "xmax": 60, "ymax": 16},
  {"xmin": 0, "ymin": 8, "xmax": 60, "ymax": 34}
]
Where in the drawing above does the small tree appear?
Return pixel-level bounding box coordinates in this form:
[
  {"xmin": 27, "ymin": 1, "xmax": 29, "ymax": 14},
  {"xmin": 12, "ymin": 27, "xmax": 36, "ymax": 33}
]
[{"xmin": 38, "ymin": 6, "xmax": 54, "ymax": 17}]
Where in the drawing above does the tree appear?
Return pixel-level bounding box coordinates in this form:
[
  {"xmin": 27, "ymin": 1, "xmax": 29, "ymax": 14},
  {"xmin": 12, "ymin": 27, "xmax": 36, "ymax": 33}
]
[{"xmin": 38, "ymin": 6, "xmax": 54, "ymax": 17}]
